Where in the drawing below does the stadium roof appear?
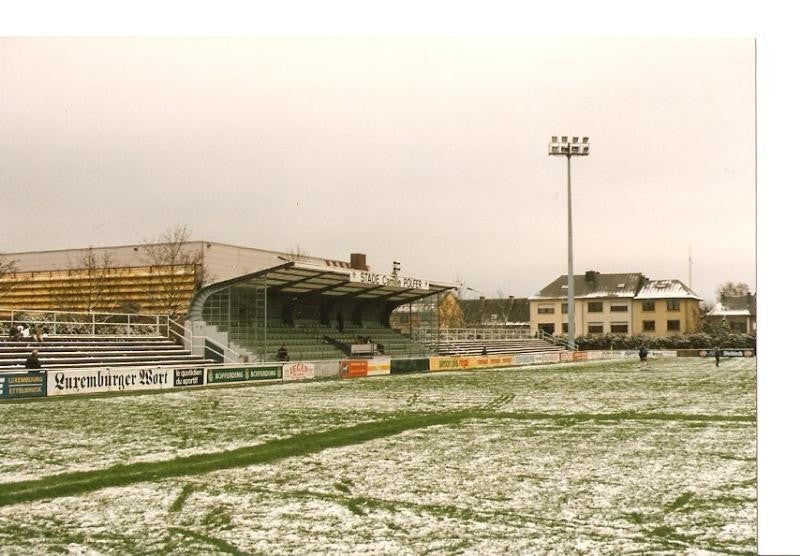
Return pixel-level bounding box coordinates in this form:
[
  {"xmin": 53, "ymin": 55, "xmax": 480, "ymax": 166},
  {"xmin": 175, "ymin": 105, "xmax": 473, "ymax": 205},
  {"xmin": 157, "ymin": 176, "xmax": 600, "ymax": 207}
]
[{"xmin": 193, "ymin": 260, "xmax": 455, "ymax": 305}]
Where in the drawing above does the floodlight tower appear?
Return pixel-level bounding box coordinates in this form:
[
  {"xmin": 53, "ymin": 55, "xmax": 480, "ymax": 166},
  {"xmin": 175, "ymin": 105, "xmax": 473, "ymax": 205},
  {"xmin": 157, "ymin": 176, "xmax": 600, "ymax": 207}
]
[{"xmin": 548, "ymin": 136, "xmax": 590, "ymax": 350}]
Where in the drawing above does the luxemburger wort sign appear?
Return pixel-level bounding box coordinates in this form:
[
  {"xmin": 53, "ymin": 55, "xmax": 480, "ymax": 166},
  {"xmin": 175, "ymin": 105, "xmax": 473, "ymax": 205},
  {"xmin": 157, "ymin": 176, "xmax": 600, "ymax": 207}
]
[
  {"xmin": 348, "ymin": 270, "xmax": 429, "ymax": 290},
  {"xmin": 48, "ymin": 368, "xmax": 173, "ymax": 396}
]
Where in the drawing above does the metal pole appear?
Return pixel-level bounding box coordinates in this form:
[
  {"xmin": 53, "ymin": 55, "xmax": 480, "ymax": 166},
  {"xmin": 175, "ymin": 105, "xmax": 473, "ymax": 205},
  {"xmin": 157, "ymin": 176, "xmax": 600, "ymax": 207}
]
[{"xmin": 567, "ymin": 154, "xmax": 575, "ymax": 351}]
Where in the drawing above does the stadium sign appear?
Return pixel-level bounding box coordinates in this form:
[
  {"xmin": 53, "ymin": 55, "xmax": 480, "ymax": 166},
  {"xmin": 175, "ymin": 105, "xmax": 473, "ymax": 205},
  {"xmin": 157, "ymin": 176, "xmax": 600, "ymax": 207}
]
[
  {"xmin": 0, "ymin": 372, "xmax": 46, "ymax": 399},
  {"xmin": 514, "ymin": 352, "xmax": 562, "ymax": 365},
  {"xmin": 206, "ymin": 365, "xmax": 282, "ymax": 384},
  {"xmin": 174, "ymin": 368, "xmax": 205, "ymax": 387},
  {"xmin": 349, "ymin": 270, "xmax": 429, "ymax": 290},
  {"xmin": 282, "ymin": 362, "xmax": 315, "ymax": 381},
  {"xmin": 47, "ymin": 368, "xmax": 173, "ymax": 396},
  {"xmin": 698, "ymin": 349, "xmax": 754, "ymax": 358}
]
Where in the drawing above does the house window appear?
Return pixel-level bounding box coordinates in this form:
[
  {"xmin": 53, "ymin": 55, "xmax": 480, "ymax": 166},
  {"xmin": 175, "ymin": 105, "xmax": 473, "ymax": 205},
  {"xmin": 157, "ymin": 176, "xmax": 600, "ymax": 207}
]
[
  {"xmin": 538, "ymin": 304, "xmax": 555, "ymax": 314},
  {"xmin": 561, "ymin": 303, "xmax": 569, "ymax": 313},
  {"xmin": 588, "ymin": 323, "xmax": 604, "ymax": 334},
  {"xmin": 610, "ymin": 304, "xmax": 628, "ymax": 312},
  {"xmin": 610, "ymin": 323, "xmax": 628, "ymax": 333},
  {"xmin": 643, "ymin": 320, "xmax": 655, "ymax": 331},
  {"xmin": 731, "ymin": 321, "xmax": 747, "ymax": 332},
  {"xmin": 561, "ymin": 323, "xmax": 569, "ymax": 333},
  {"xmin": 588, "ymin": 302, "xmax": 603, "ymax": 313},
  {"xmin": 667, "ymin": 320, "xmax": 680, "ymax": 331},
  {"xmin": 537, "ymin": 323, "xmax": 555, "ymax": 334},
  {"xmin": 642, "ymin": 301, "xmax": 655, "ymax": 311},
  {"xmin": 667, "ymin": 300, "xmax": 680, "ymax": 311}
]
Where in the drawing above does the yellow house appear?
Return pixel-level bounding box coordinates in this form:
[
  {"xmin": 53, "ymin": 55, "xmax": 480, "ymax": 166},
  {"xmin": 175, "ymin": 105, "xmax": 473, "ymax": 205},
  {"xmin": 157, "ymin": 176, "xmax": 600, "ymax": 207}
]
[
  {"xmin": 530, "ymin": 271, "xmax": 642, "ymax": 336},
  {"xmin": 530, "ymin": 271, "xmax": 701, "ymax": 337},
  {"xmin": 632, "ymin": 279, "xmax": 701, "ymax": 336}
]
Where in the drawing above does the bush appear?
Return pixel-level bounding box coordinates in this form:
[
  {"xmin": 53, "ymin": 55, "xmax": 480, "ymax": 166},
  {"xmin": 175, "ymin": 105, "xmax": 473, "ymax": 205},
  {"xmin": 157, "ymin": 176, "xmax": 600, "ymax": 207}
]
[{"xmin": 571, "ymin": 332, "xmax": 755, "ymax": 350}]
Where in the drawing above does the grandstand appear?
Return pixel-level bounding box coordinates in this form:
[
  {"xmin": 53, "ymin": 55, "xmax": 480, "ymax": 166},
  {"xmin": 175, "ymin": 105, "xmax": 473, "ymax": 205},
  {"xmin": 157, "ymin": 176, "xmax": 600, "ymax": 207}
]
[
  {"xmin": 0, "ymin": 335, "xmax": 214, "ymax": 372},
  {"xmin": 187, "ymin": 260, "xmax": 446, "ymax": 362},
  {"xmin": 1, "ymin": 242, "xmax": 567, "ymax": 366},
  {"xmin": 432, "ymin": 337, "xmax": 563, "ymax": 357}
]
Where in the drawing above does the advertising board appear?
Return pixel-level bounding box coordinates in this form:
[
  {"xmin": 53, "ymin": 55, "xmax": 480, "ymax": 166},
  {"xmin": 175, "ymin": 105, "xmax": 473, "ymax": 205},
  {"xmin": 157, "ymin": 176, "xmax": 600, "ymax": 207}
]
[
  {"xmin": 339, "ymin": 360, "xmax": 368, "ymax": 378},
  {"xmin": 0, "ymin": 372, "xmax": 47, "ymax": 399},
  {"xmin": 429, "ymin": 355, "xmax": 515, "ymax": 372},
  {"xmin": 206, "ymin": 365, "xmax": 282, "ymax": 384},
  {"xmin": 173, "ymin": 368, "xmax": 205, "ymax": 387},
  {"xmin": 366, "ymin": 357, "xmax": 391, "ymax": 377},
  {"xmin": 47, "ymin": 367, "xmax": 174, "ymax": 396},
  {"xmin": 697, "ymin": 349, "xmax": 754, "ymax": 358},
  {"xmin": 513, "ymin": 352, "xmax": 562, "ymax": 366},
  {"xmin": 282, "ymin": 362, "xmax": 315, "ymax": 381}
]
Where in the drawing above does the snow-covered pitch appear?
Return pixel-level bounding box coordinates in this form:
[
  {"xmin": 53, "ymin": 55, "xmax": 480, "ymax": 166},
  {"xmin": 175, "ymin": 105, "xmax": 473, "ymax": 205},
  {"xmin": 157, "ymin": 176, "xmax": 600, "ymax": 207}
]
[{"xmin": 0, "ymin": 357, "xmax": 755, "ymax": 554}]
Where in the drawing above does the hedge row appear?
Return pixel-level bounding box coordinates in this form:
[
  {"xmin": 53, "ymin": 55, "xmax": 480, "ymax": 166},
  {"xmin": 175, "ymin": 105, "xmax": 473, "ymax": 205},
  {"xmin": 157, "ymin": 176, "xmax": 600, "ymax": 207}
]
[{"xmin": 570, "ymin": 332, "xmax": 756, "ymax": 350}]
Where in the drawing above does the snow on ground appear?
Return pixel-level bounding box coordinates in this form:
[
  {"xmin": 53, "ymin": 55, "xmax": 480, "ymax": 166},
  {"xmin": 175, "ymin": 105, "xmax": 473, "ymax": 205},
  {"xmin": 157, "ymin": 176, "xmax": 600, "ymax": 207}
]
[{"xmin": 0, "ymin": 357, "xmax": 755, "ymax": 554}]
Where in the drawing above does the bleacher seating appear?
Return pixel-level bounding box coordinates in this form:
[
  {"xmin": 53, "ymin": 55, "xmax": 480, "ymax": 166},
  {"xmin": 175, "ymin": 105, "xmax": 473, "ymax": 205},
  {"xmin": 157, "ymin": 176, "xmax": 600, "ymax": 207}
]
[
  {"xmin": 432, "ymin": 338, "xmax": 562, "ymax": 356},
  {"xmin": 214, "ymin": 323, "xmax": 429, "ymax": 362},
  {"xmin": 228, "ymin": 326, "xmax": 345, "ymax": 362},
  {"xmin": 324, "ymin": 326, "xmax": 428, "ymax": 358},
  {"xmin": 0, "ymin": 335, "xmax": 215, "ymax": 372},
  {"xmin": 0, "ymin": 265, "xmax": 196, "ymax": 314}
]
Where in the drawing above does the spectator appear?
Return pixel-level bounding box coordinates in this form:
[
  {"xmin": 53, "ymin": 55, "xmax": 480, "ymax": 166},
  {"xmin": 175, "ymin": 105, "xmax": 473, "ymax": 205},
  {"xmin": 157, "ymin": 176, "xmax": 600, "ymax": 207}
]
[
  {"xmin": 25, "ymin": 349, "xmax": 42, "ymax": 370},
  {"xmin": 481, "ymin": 346, "xmax": 488, "ymax": 356},
  {"xmin": 33, "ymin": 325, "xmax": 44, "ymax": 342},
  {"xmin": 20, "ymin": 325, "xmax": 31, "ymax": 338},
  {"xmin": 714, "ymin": 346, "xmax": 721, "ymax": 368},
  {"xmin": 8, "ymin": 324, "xmax": 21, "ymax": 340},
  {"xmin": 276, "ymin": 344, "xmax": 289, "ymax": 361}
]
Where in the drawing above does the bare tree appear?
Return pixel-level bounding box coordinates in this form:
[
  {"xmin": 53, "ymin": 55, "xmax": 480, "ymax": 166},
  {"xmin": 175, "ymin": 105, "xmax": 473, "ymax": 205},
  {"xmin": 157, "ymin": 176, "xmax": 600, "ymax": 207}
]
[
  {"xmin": 0, "ymin": 253, "xmax": 18, "ymax": 301},
  {"xmin": 716, "ymin": 282, "xmax": 751, "ymax": 302},
  {"xmin": 58, "ymin": 247, "xmax": 117, "ymax": 312},
  {"xmin": 140, "ymin": 224, "xmax": 202, "ymax": 318},
  {"xmin": 284, "ymin": 244, "xmax": 308, "ymax": 263},
  {"xmin": 437, "ymin": 291, "xmax": 464, "ymax": 328}
]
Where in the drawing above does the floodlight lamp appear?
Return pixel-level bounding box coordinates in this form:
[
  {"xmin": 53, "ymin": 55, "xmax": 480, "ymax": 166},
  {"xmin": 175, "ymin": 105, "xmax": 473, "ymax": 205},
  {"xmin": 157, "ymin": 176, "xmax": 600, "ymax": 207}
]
[
  {"xmin": 582, "ymin": 146, "xmax": 589, "ymax": 154},
  {"xmin": 582, "ymin": 137, "xmax": 589, "ymax": 144},
  {"xmin": 551, "ymin": 136, "xmax": 558, "ymax": 143},
  {"xmin": 560, "ymin": 146, "xmax": 569, "ymax": 154},
  {"xmin": 571, "ymin": 146, "xmax": 579, "ymax": 153},
  {"xmin": 561, "ymin": 136, "xmax": 568, "ymax": 142},
  {"xmin": 572, "ymin": 136, "xmax": 578, "ymax": 143}
]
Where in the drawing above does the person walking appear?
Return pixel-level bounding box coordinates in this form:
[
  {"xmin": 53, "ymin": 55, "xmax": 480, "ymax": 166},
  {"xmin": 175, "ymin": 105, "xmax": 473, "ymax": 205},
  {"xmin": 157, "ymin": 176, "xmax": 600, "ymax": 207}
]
[
  {"xmin": 638, "ymin": 345, "xmax": 649, "ymax": 367},
  {"xmin": 714, "ymin": 346, "xmax": 721, "ymax": 368}
]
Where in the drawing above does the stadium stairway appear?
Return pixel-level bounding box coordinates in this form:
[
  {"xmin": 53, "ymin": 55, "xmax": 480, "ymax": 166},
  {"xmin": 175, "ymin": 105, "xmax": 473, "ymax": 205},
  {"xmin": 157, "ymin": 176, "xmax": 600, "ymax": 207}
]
[{"xmin": 0, "ymin": 335, "xmax": 216, "ymax": 372}]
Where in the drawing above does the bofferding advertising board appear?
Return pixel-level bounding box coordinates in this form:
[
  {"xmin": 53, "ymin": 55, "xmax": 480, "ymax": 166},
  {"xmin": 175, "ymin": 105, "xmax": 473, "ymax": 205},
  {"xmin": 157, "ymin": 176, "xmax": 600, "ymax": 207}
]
[
  {"xmin": 282, "ymin": 362, "xmax": 315, "ymax": 381},
  {"xmin": 47, "ymin": 367, "xmax": 174, "ymax": 396}
]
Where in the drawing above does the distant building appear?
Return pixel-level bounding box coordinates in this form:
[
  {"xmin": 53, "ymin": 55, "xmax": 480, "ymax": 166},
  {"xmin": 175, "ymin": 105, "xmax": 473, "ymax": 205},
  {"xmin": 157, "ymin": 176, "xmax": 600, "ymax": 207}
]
[
  {"xmin": 530, "ymin": 270, "xmax": 701, "ymax": 337},
  {"xmin": 458, "ymin": 296, "xmax": 529, "ymax": 327},
  {"xmin": 705, "ymin": 293, "xmax": 756, "ymax": 334}
]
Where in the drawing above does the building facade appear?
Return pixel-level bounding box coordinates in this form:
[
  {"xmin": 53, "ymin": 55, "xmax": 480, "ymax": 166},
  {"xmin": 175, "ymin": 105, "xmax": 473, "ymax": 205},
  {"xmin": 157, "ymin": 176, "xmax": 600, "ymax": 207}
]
[{"xmin": 530, "ymin": 271, "xmax": 701, "ymax": 337}]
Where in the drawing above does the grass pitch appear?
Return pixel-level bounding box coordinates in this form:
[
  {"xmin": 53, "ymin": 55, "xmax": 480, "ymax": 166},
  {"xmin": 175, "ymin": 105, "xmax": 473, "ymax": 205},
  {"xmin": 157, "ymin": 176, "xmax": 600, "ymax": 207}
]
[{"xmin": 0, "ymin": 357, "xmax": 755, "ymax": 554}]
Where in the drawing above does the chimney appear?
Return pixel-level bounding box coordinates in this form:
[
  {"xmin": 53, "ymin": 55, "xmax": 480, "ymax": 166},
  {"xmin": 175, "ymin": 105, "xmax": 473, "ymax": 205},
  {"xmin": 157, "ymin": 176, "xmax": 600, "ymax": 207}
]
[
  {"xmin": 585, "ymin": 270, "xmax": 599, "ymax": 283},
  {"xmin": 350, "ymin": 253, "xmax": 368, "ymax": 271}
]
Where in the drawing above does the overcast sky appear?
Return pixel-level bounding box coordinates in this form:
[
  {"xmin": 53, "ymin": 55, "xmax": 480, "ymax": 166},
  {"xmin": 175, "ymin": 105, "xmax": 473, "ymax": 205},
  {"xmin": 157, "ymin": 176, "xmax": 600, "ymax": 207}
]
[{"xmin": 0, "ymin": 37, "xmax": 754, "ymax": 303}]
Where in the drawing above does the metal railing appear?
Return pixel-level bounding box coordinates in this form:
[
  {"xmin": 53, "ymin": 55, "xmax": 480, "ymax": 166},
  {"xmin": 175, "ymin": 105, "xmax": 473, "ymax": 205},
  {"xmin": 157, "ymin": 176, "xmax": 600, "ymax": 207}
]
[
  {"xmin": 0, "ymin": 307, "xmax": 166, "ymax": 337},
  {"xmin": 413, "ymin": 326, "xmax": 535, "ymax": 343},
  {"xmin": 167, "ymin": 318, "xmax": 243, "ymax": 364},
  {"xmin": 534, "ymin": 329, "xmax": 572, "ymax": 349}
]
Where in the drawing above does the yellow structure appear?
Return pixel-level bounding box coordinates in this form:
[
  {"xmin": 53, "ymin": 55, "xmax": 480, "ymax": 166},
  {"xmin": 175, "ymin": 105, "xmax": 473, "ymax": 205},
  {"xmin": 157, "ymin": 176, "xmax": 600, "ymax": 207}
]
[
  {"xmin": 530, "ymin": 271, "xmax": 701, "ymax": 337},
  {"xmin": 0, "ymin": 265, "xmax": 198, "ymax": 315}
]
